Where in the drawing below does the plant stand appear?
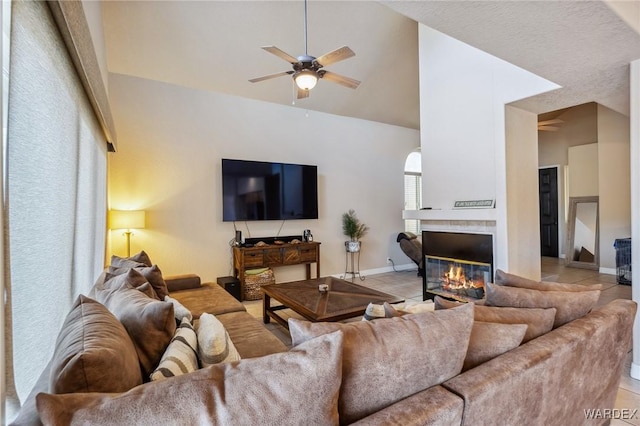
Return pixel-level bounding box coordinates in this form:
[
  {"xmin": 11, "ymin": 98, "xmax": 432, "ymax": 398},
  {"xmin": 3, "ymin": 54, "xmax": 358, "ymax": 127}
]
[{"xmin": 342, "ymin": 241, "xmax": 365, "ymax": 282}]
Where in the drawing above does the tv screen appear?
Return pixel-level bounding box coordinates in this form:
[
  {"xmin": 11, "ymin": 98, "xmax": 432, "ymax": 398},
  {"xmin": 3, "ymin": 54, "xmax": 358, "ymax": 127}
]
[{"xmin": 222, "ymin": 159, "xmax": 318, "ymax": 221}]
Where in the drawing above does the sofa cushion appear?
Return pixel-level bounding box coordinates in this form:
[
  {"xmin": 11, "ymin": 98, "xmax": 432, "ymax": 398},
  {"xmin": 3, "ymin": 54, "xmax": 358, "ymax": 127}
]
[
  {"xmin": 215, "ymin": 311, "xmax": 288, "ymax": 358},
  {"xmin": 289, "ymin": 303, "xmax": 474, "ymax": 424},
  {"xmin": 495, "ymin": 269, "xmax": 602, "ymax": 291},
  {"xmin": 165, "ymin": 274, "xmax": 201, "ymax": 292},
  {"xmin": 196, "ymin": 313, "xmax": 241, "ymax": 366},
  {"xmin": 49, "ymin": 295, "xmax": 142, "ymax": 394},
  {"xmin": 434, "ymin": 296, "xmax": 556, "ymax": 343},
  {"xmin": 108, "ymin": 264, "xmax": 169, "ymax": 300},
  {"xmin": 150, "ymin": 318, "xmax": 198, "ymax": 381},
  {"xmin": 101, "ymin": 280, "xmax": 176, "ymax": 378},
  {"xmin": 110, "ymin": 250, "xmax": 152, "ymax": 267},
  {"xmin": 463, "ymin": 321, "xmax": 527, "ymax": 371},
  {"xmin": 169, "ymin": 282, "xmax": 246, "ymax": 318},
  {"xmin": 484, "ymin": 282, "xmax": 600, "ymax": 328},
  {"xmin": 36, "ymin": 331, "xmax": 345, "ymax": 426}
]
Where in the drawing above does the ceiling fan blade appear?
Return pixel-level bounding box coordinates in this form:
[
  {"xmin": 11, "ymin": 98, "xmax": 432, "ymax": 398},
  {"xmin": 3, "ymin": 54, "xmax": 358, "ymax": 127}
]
[
  {"xmin": 249, "ymin": 70, "xmax": 294, "ymax": 83},
  {"xmin": 262, "ymin": 46, "xmax": 299, "ymax": 64},
  {"xmin": 320, "ymin": 71, "xmax": 360, "ymax": 89},
  {"xmin": 538, "ymin": 125, "xmax": 560, "ymax": 132},
  {"xmin": 315, "ymin": 46, "xmax": 355, "ymax": 67},
  {"xmin": 538, "ymin": 119, "xmax": 564, "ymax": 126},
  {"xmin": 297, "ymin": 87, "xmax": 310, "ymax": 99}
]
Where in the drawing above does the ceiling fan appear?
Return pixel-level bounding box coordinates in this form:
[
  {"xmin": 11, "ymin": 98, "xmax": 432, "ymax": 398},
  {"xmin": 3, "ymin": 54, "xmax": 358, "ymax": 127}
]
[
  {"xmin": 248, "ymin": 0, "xmax": 360, "ymax": 99},
  {"xmin": 538, "ymin": 119, "xmax": 564, "ymax": 132}
]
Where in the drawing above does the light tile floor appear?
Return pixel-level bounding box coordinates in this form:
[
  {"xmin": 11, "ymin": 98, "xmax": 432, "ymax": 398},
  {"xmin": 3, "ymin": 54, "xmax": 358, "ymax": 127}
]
[{"xmin": 243, "ymin": 258, "xmax": 640, "ymax": 424}]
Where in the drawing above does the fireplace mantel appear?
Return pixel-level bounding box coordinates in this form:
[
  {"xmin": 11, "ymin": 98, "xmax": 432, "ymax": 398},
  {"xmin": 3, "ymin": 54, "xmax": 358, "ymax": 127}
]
[{"xmin": 402, "ymin": 209, "xmax": 496, "ymax": 222}]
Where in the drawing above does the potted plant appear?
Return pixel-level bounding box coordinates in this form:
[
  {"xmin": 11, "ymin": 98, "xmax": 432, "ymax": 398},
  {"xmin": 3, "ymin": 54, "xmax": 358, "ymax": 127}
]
[{"xmin": 342, "ymin": 209, "xmax": 368, "ymax": 252}]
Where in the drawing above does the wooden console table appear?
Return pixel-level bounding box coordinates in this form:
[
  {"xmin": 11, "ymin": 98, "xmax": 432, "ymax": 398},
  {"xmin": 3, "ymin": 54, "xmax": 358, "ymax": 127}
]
[{"xmin": 233, "ymin": 242, "xmax": 321, "ymax": 293}]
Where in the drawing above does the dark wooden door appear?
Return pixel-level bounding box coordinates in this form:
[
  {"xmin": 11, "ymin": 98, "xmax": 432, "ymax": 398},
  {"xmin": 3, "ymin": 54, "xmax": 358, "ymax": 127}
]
[{"xmin": 539, "ymin": 167, "xmax": 559, "ymax": 257}]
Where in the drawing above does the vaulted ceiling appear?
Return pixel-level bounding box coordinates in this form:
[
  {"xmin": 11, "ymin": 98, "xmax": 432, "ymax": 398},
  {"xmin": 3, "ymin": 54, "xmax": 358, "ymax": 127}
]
[{"xmin": 102, "ymin": 1, "xmax": 640, "ymax": 131}]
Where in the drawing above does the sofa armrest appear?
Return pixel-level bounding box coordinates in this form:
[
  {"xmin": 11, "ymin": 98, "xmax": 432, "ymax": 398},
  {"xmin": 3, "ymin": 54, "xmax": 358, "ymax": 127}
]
[{"xmin": 165, "ymin": 274, "xmax": 201, "ymax": 292}]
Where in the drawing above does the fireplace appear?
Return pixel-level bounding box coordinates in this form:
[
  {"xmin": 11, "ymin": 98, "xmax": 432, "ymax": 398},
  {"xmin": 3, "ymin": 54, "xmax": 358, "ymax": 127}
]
[{"xmin": 422, "ymin": 231, "xmax": 493, "ymax": 301}]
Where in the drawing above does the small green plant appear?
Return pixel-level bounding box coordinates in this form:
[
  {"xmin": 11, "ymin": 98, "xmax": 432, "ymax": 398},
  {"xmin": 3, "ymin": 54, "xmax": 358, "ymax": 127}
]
[{"xmin": 342, "ymin": 209, "xmax": 368, "ymax": 241}]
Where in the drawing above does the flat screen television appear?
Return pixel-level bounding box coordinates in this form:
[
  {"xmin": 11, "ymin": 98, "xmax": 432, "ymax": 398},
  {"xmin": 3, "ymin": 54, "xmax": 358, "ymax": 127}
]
[{"xmin": 222, "ymin": 159, "xmax": 318, "ymax": 221}]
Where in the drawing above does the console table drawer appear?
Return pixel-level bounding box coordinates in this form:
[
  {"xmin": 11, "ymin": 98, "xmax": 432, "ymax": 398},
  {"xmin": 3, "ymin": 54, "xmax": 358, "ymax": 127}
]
[
  {"xmin": 299, "ymin": 246, "xmax": 318, "ymax": 262},
  {"xmin": 244, "ymin": 252, "xmax": 265, "ymax": 267},
  {"xmin": 283, "ymin": 247, "xmax": 301, "ymax": 264},
  {"xmin": 264, "ymin": 248, "xmax": 283, "ymax": 264}
]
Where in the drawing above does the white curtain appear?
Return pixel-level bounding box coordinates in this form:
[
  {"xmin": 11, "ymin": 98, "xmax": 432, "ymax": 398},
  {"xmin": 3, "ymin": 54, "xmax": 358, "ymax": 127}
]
[{"xmin": 4, "ymin": 0, "xmax": 107, "ymax": 417}]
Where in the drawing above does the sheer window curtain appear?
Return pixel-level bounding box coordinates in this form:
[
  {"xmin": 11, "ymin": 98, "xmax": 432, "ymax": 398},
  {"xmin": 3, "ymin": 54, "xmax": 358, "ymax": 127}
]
[{"xmin": 3, "ymin": 0, "xmax": 114, "ymax": 421}]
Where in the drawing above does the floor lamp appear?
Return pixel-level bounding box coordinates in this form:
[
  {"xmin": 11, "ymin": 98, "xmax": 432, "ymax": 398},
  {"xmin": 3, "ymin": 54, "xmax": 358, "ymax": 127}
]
[{"xmin": 109, "ymin": 210, "xmax": 146, "ymax": 257}]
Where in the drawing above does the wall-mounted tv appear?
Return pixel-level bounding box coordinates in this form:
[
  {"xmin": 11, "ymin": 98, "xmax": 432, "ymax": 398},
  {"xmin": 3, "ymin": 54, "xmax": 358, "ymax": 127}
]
[{"xmin": 222, "ymin": 159, "xmax": 318, "ymax": 222}]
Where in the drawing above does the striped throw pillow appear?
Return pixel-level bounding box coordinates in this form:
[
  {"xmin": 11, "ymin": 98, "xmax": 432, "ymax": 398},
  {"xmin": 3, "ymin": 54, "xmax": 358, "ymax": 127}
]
[
  {"xmin": 150, "ymin": 318, "xmax": 198, "ymax": 381},
  {"xmin": 197, "ymin": 313, "xmax": 241, "ymax": 367}
]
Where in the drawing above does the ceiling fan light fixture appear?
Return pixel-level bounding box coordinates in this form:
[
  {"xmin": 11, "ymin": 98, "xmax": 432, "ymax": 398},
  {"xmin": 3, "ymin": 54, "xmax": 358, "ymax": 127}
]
[{"xmin": 294, "ymin": 70, "xmax": 318, "ymax": 91}]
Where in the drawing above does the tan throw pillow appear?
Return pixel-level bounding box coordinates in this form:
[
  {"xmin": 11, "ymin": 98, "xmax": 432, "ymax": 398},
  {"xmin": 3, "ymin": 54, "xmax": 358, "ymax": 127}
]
[
  {"xmin": 494, "ymin": 269, "xmax": 602, "ymax": 291},
  {"xmin": 108, "ymin": 264, "xmax": 169, "ymax": 300},
  {"xmin": 101, "ymin": 282, "xmax": 176, "ymax": 377},
  {"xmin": 150, "ymin": 318, "xmax": 198, "ymax": 381},
  {"xmin": 196, "ymin": 313, "xmax": 241, "ymax": 366},
  {"xmin": 289, "ymin": 303, "xmax": 474, "ymax": 424},
  {"xmin": 164, "ymin": 295, "xmax": 193, "ymax": 323},
  {"xmin": 463, "ymin": 321, "xmax": 527, "ymax": 371},
  {"xmin": 383, "ymin": 301, "xmax": 435, "ymax": 317},
  {"xmin": 49, "ymin": 295, "xmax": 142, "ymax": 394},
  {"xmin": 484, "ymin": 282, "xmax": 600, "ymax": 328},
  {"xmin": 111, "ymin": 250, "xmax": 152, "ymax": 267},
  {"xmin": 434, "ymin": 296, "xmax": 555, "ymax": 343},
  {"xmin": 37, "ymin": 331, "xmax": 344, "ymax": 425}
]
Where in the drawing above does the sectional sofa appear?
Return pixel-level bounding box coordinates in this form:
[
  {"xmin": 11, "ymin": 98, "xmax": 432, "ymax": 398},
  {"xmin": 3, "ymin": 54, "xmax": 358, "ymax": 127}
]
[{"xmin": 10, "ymin": 255, "xmax": 637, "ymax": 426}]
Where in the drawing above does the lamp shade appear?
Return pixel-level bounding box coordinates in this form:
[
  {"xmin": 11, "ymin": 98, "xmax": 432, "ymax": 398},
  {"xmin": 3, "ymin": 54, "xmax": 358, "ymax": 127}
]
[
  {"xmin": 294, "ymin": 70, "xmax": 318, "ymax": 91},
  {"xmin": 109, "ymin": 210, "xmax": 146, "ymax": 230}
]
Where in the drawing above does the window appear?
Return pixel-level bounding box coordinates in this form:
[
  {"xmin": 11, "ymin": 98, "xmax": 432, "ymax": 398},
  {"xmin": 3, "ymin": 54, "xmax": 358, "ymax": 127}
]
[{"xmin": 404, "ymin": 150, "xmax": 422, "ymax": 234}]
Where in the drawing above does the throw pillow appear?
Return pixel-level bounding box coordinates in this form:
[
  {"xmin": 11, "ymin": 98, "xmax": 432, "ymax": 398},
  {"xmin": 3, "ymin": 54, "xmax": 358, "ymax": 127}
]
[
  {"xmin": 484, "ymin": 282, "xmax": 600, "ymax": 328},
  {"xmin": 101, "ymin": 282, "xmax": 176, "ymax": 378},
  {"xmin": 164, "ymin": 295, "xmax": 193, "ymax": 323},
  {"xmin": 111, "ymin": 250, "xmax": 152, "ymax": 267},
  {"xmin": 363, "ymin": 300, "xmax": 435, "ymax": 321},
  {"xmin": 107, "ymin": 264, "xmax": 169, "ymax": 300},
  {"xmin": 136, "ymin": 282, "xmax": 157, "ymax": 299},
  {"xmin": 463, "ymin": 321, "xmax": 527, "ymax": 371},
  {"xmin": 494, "ymin": 269, "xmax": 602, "ymax": 291},
  {"xmin": 37, "ymin": 331, "xmax": 344, "ymax": 426},
  {"xmin": 383, "ymin": 301, "xmax": 435, "ymax": 317},
  {"xmin": 434, "ymin": 296, "xmax": 556, "ymax": 343},
  {"xmin": 289, "ymin": 303, "xmax": 474, "ymax": 424},
  {"xmin": 49, "ymin": 295, "xmax": 142, "ymax": 394},
  {"xmin": 93, "ymin": 268, "xmax": 150, "ymax": 304},
  {"xmin": 197, "ymin": 313, "xmax": 241, "ymax": 366},
  {"xmin": 150, "ymin": 318, "xmax": 198, "ymax": 381}
]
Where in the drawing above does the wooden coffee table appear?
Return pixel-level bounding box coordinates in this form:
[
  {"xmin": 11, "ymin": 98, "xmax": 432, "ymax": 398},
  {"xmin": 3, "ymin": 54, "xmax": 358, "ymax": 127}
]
[{"xmin": 262, "ymin": 276, "xmax": 403, "ymax": 328}]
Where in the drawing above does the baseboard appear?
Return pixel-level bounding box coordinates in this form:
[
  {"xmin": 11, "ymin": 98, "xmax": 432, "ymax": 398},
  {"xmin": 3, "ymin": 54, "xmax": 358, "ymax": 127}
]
[
  {"xmin": 599, "ymin": 267, "xmax": 616, "ymax": 275},
  {"xmin": 330, "ymin": 263, "xmax": 417, "ymax": 279}
]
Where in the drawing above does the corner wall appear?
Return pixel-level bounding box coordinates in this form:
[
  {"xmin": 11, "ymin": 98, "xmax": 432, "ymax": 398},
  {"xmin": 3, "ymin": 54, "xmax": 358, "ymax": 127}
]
[
  {"xmin": 107, "ymin": 73, "xmax": 419, "ymax": 282},
  {"xmin": 597, "ymin": 105, "xmax": 631, "ymax": 272}
]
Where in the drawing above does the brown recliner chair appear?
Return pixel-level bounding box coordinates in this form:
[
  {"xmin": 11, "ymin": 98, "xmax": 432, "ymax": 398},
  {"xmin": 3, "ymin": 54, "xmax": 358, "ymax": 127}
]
[{"xmin": 397, "ymin": 232, "xmax": 423, "ymax": 276}]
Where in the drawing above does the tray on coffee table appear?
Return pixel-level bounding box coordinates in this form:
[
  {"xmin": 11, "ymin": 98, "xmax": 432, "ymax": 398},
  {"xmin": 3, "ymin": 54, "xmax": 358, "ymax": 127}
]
[{"xmin": 262, "ymin": 276, "xmax": 403, "ymax": 328}]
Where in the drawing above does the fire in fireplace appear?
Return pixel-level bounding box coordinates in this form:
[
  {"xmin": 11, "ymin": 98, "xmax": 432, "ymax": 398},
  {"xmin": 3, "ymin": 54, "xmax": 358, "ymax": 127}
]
[{"xmin": 422, "ymin": 231, "xmax": 493, "ymax": 301}]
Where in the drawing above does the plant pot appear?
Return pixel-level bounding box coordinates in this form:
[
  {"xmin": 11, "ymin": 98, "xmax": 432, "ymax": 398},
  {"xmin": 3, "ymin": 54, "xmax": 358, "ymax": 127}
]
[{"xmin": 346, "ymin": 240, "xmax": 361, "ymax": 253}]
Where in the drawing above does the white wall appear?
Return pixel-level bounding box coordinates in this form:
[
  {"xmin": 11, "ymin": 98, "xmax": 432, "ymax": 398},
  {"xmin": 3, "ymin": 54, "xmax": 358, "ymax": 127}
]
[
  {"xmin": 597, "ymin": 104, "xmax": 631, "ymax": 271},
  {"xmin": 505, "ymin": 106, "xmax": 541, "ymax": 279},
  {"xmin": 418, "ymin": 24, "xmax": 558, "ymax": 276},
  {"xmin": 568, "ymin": 143, "xmax": 599, "ymax": 197},
  {"xmin": 107, "ymin": 73, "xmax": 419, "ymax": 282}
]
